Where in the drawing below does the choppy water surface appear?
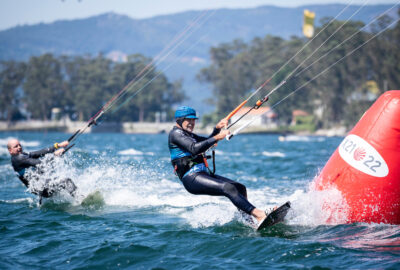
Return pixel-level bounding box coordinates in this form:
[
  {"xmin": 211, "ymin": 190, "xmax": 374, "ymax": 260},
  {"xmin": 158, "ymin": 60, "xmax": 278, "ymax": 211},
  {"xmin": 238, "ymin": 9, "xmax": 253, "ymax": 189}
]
[{"xmin": 0, "ymin": 132, "xmax": 399, "ymax": 269}]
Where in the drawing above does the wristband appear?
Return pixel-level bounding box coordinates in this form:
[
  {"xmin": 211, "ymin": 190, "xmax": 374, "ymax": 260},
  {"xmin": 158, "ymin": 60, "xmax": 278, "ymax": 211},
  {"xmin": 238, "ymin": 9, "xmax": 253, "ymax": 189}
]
[{"xmin": 54, "ymin": 143, "xmax": 59, "ymax": 149}]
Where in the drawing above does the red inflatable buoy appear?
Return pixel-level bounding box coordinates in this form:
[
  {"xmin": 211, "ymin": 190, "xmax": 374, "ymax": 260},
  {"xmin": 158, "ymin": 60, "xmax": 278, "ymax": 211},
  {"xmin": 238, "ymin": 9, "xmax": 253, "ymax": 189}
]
[{"xmin": 314, "ymin": 90, "xmax": 400, "ymax": 224}]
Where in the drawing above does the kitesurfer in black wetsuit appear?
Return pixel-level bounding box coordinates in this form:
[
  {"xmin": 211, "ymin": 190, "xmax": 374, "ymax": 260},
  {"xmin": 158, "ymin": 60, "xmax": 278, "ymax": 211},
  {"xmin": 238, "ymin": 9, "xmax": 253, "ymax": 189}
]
[
  {"xmin": 7, "ymin": 138, "xmax": 77, "ymax": 202},
  {"xmin": 168, "ymin": 106, "xmax": 268, "ymax": 225}
]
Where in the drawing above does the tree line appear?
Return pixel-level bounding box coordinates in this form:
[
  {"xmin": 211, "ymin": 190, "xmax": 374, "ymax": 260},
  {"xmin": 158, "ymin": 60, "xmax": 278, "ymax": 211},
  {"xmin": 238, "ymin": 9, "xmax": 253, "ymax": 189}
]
[
  {"xmin": 0, "ymin": 53, "xmax": 184, "ymax": 123},
  {"xmin": 198, "ymin": 11, "xmax": 400, "ymax": 128},
  {"xmin": 1, "ymin": 13, "xmax": 399, "ymax": 128}
]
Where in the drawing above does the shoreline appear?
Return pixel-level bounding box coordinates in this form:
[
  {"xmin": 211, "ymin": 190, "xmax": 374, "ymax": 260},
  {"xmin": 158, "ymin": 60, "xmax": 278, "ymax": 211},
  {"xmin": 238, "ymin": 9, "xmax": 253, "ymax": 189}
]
[{"xmin": 0, "ymin": 120, "xmax": 348, "ymax": 137}]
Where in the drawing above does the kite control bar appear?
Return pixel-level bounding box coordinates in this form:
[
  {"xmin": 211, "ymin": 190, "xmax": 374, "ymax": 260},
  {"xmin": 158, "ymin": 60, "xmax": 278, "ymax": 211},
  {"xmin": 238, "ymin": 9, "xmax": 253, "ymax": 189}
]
[{"xmin": 67, "ymin": 129, "xmax": 80, "ymax": 142}]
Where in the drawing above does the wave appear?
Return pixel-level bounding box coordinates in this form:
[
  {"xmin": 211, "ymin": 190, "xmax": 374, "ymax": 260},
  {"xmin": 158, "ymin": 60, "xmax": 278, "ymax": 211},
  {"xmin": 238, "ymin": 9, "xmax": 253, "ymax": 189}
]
[
  {"xmin": 279, "ymin": 135, "xmax": 326, "ymax": 142},
  {"xmin": 260, "ymin": 151, "xmax": 286, "ymax": 157},
  {"xmin": 117, "ymin": 148, "xmax": 154, "ymax": 156},
  {"xmin": 0, "ymin": 197, "xmax": 35, "ymax": 205},
  {"xmin": 214, "ymin": 150, "xmax": 241, "ymax": 156},
  {"xmin": 0, "ymin": 147, "xmax": 9, "ymax": 156}
]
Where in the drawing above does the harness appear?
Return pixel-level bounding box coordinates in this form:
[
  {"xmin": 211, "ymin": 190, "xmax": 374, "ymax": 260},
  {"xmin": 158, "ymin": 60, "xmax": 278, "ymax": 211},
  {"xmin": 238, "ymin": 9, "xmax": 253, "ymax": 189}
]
[
  {"xmin": 15, "ymin": 170, "xmax": 29, "ymax": 188},
  {"xmin": 172, "ymin": 150, "xmax": 216, "ymax": 179}
]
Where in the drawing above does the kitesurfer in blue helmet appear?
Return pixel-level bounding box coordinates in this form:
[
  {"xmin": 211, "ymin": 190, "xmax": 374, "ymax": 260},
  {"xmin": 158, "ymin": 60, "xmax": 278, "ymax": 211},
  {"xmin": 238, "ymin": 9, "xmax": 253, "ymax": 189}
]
[{"xmin": 168, "ymin": 106, "xmax": 268, "ymax": 226}]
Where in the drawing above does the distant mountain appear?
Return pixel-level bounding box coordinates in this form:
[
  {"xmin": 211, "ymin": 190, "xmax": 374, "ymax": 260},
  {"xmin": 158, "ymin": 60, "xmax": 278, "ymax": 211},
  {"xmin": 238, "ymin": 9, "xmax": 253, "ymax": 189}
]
[{"xmin": 0, "ymin": 4, "xmax": 397, "ymax": 113}]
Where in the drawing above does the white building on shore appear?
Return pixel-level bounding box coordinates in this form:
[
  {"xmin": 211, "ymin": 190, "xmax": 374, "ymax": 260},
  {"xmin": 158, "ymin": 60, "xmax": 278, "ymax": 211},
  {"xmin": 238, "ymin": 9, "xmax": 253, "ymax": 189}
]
[{"xmin": 229, "ymin": 106, "xmax": 278, "ymax": 128}]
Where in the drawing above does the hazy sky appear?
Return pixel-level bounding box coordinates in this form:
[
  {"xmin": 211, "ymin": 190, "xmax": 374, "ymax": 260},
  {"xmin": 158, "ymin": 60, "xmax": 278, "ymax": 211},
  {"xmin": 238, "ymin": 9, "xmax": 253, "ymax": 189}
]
[{"xmin": 0, "ymin": 0, "xmax": 397, "ymax": 30}]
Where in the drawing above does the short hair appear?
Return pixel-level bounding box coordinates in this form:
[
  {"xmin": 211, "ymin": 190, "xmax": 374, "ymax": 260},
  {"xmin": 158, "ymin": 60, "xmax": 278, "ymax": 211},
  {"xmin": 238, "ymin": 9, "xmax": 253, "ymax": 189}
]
[{"xmin": 7, "ymin": 138, "xmax": 18, "ymax": 150}]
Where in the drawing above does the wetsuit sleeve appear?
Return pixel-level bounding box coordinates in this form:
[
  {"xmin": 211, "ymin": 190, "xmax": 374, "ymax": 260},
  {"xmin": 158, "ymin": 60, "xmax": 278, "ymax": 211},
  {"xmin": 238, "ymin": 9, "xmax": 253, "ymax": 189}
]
[
  {"xmin": 11, "ymin": 154, "xmax": 41, "ymax": 171},
  {"xmin": 191, "ymin": 128, "xmax": 221, "ymax": 141},
  {"xmin": 28, "ymin": 146, "xmax": 56, "ymax": 158},
  {"xmin": 17, "ymin": 155, "xmax": 41, "ymax": 167},
  {"xmin": 171, "ymin": 128, "xmax": 217, "ymax": 156},
  {"xmin": 209, "ymin": 127, "xmax": 221, "ymax": 138}
]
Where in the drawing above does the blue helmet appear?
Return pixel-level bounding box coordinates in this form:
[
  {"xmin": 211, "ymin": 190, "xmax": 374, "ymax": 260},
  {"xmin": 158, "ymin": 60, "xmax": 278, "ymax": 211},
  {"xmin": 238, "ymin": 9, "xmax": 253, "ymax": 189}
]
[{"xmin": 174, "ymin": 106, "xmax": 198, "ymax": 119}]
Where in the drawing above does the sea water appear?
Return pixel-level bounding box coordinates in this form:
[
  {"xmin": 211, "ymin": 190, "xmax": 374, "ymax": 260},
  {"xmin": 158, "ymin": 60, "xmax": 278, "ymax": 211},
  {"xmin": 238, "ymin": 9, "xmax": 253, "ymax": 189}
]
[{"xmin": 0, "ymin": 132, "xmax": 399, "ymax": 269}]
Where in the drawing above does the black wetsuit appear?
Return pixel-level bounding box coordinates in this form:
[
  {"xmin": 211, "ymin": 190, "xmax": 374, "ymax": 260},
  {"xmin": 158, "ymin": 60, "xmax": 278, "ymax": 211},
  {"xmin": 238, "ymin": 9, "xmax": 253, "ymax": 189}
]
[
  {"xmin": 168, "ymin": 126, "xmax": 255, "ymax": 214},
  {"xmin": 10, "ymin": 145, "xmax": 76, "ymax": 198}
]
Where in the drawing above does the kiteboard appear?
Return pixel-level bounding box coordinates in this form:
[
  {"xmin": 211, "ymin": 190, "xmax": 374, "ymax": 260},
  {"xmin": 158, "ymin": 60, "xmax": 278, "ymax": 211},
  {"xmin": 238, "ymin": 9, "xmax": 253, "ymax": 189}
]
[
  {"xmin": 81, "ymin": 190, "xmax": 105, "ymax": 209},
  {"xmin": 257, "ymin": 201, "xmax": 291, "ymax": 231}
]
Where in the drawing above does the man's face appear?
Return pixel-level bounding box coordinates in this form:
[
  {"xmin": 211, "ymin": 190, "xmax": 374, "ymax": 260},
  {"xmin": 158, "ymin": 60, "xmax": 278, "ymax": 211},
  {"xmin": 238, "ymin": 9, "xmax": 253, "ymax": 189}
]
[
  {"xmin": 7, "ymin": 139, "xmax": 22, "ymax": 156},
  {"xmin": 182, "ymin": 118, "xmax": 196, "ymax": 132}
]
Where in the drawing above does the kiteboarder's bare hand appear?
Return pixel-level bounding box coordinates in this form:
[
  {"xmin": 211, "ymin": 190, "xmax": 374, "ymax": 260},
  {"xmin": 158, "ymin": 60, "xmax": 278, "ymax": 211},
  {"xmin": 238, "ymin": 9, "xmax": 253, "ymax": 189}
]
[
  {"xmin": 214, "ymin": 129, "xmax": 230, "ymax": 141},
  {"xmin": 54, "ymin": 148, "xmax": 65, "ymax": 156},
  {"xmin": 58, "ymin": 141, "xmax": 69, "ymax": 148},
  {"xmin": 216, "ymin": 118, "xmax": 228, "ymax": 129}
]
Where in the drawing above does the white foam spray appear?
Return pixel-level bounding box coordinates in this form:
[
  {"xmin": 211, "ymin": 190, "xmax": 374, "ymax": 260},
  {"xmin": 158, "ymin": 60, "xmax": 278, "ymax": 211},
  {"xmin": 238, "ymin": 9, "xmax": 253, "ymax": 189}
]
[
  {"xmin": 21, "ymin": 150, "xmax": 349, "ymax": 228},
  {"xmin": 285, "ymin": 180, "xmax": 349, "ymax": 226}
]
